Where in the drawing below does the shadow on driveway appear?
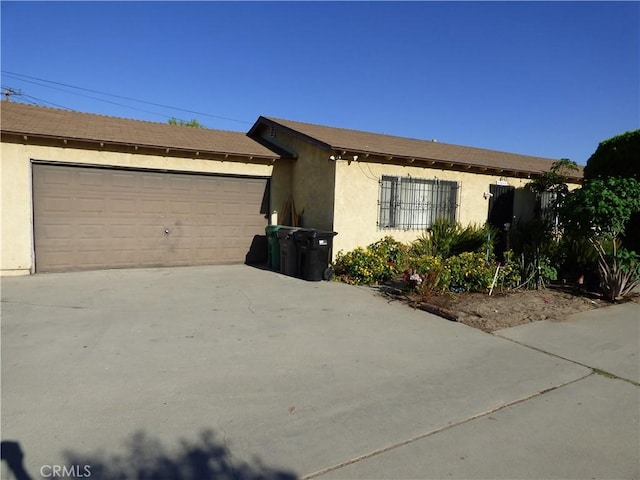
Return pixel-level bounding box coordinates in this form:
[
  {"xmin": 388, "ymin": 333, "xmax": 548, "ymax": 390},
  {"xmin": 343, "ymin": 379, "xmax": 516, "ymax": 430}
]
[{"xmin": 3, "ymin": 430, "xmax": 297, "ymax": 480}]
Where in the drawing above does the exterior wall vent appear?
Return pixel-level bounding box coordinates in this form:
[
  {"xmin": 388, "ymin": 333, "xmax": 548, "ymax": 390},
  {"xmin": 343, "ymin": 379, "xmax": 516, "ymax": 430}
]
[{"xmin": 269, "ymin": 126, "xmax": 276, "ymax": 138}]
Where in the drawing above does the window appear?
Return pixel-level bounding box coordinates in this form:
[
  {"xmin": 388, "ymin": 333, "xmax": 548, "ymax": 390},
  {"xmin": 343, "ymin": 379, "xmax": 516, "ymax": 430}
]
[
  {"xmin": 378, "ymin": 175, "xmax": 459, "ymax": 229},
  {"xmin": 537, "ymin": 191, "xmax": 557, "ymax": 221}
]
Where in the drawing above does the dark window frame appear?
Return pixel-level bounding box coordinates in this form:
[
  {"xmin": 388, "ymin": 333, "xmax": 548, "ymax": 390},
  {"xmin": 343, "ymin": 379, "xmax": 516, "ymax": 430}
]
[{"xmin": 378, "ymin": 175, "xmax": 460, "ymax": 230}]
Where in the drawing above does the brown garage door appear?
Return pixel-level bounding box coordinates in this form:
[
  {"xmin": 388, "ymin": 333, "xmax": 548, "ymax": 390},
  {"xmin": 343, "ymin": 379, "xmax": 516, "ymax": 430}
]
[{"xmin": 33, "ymin": 164, "xmax": 269, "ymax": 273}]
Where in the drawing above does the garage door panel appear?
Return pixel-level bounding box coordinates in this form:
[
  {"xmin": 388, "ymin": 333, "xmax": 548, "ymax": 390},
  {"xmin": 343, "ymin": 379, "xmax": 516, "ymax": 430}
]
[
  {"xmin": 77, "ymin": 224, "xmax": 107, "ymax": 239},
  {"xmin": 111, "ymin": 173, "xmax": 136, "ymax": 188},
  {"xmin": 77, "ymin": 170, "xmax": 105, "ymax": 188},
  {"xmin": 33, "ymin": 165, "xmax": 269, "ymax": 272},
  {"xmin": 169, "ymin": 201, "xmax": 193, "ymax": 215},
  {"xmin": 140, "ymin": 199, "xmax": 165, "ymax": 215},
  {"xmin": 76, "ymin": 197, "xmax": 105, "ymax": 214},
  {"xmin": 168, "ymin": 176, "xmax": 195, "ymax": 191},
  {"xmin": 110, "ymin": 197, "xmax": 141, "ymax": 215},
  {"xmin": 141, "ymin": 174, "xmax": 164, "ymax": 190}
]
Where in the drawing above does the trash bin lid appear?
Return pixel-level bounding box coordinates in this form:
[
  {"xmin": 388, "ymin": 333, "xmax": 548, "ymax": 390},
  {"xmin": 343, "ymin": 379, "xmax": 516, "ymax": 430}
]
[
  {"xmin": 276, "ymin": 227, "xmax": 300, "ymax": 239},
  {"xmin": 265, "ymin": 225, "xmax": 282, "ymax": 235}
]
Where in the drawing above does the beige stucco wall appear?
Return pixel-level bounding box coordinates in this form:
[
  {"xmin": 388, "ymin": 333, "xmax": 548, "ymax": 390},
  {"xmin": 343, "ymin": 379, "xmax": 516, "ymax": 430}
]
[
  {"xmin": 0, "ymin": 141, "xmax": 274, "ymax": 275},
  {"xmin": 269, "ymin": 160, "xmax": 293, "ymax": 226},
  {"xmin": 255, "ymin": 130, "xmax": 335, "ymax": 231},
  {"xmin": 332, "ymin": 159, "xmax": 573, "ymax": 255}
]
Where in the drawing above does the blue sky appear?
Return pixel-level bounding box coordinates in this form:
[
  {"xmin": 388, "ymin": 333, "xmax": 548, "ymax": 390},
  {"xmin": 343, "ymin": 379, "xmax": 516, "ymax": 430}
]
[{"xmin": 2, "ymin": 1, "xmax": 638, "ymax": 164}]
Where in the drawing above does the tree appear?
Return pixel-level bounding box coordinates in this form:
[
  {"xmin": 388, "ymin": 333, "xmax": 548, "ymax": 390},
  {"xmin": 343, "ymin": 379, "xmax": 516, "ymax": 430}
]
[
  {"xmin": 583, "ymin": 129, "xmax": 640, "ymax": 252},
  {"xmin": 583, "ymin": 129, "xmax": 640, "ymax": 180},
  {"xmin": 168, "ymin": 117, "xmax": 205, "ymax": 128},
  {"xmin": 528, "ymin": 158, "xmax": 579, "ymax": 195},
  {"xmin": 559, "ymin": 177, "xmax": 640, "ymax": 301},
  {"xmin": 560, "ymin": 177, "xmax": 640, "ymax": 239}
]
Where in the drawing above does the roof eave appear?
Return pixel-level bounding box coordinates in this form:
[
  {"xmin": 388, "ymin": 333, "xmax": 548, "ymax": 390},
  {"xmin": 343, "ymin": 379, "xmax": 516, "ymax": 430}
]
[
  {"xmin": 249, "ymin": 116, "xmax": 333, "ymax": 152},
  {"xmin": 1, "ymin": 131, "xmax": 280, "ymax": 162},
  {"xmin": 329, "ymin": 148, "xmax": 583, "ymax": 182}
]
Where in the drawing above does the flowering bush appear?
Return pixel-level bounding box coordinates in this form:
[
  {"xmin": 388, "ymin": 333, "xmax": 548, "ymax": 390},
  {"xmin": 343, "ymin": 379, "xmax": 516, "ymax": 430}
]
[
  {"xmin": 333, "ymin": 236, "xmax": 407, "ymax": 285},
  {"xmin": 369, "ymin": 236, "xmax": 408, "ymax": 270},
  {"xmin": 335, "ymin": 235, "xmax": 556, "ymax": 294},
  {"xmin": 445, "ymin": 252, "xmax": 494, "ymax": 292},
  {"xmin": 408, "ymin": 255, "xmax": 451, "ymax": 292}
]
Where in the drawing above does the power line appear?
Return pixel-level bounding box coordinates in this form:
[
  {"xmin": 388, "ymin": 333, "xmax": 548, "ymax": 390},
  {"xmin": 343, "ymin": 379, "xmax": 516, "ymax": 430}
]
[
  {"xmin": 3, "ymin": 83, "xmax": 74, "ymax": 109},
  {"xmin": 23, "ymin": 94, "xmax": 73, "ymax": 110},
  {"xmin": 2, "ymin": 74, "xmax": 199, "ymax": 121},
  {"xmin": 2, "ymin": 70, "xmax": 252, "ymax": 125}
]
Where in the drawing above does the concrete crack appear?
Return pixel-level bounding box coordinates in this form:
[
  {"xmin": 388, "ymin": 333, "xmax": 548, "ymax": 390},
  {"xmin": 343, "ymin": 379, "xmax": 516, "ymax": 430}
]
[
  {"xmin": 301, "ymin": 372, "xmax": 592, "ymax": 480},
  {"xmin": 492, "ymin": 334, "xmax": 640, "ymax": 387},
  {"xmin": 0, "ymin": 300, "xmax": 86, "ymax": 309}
]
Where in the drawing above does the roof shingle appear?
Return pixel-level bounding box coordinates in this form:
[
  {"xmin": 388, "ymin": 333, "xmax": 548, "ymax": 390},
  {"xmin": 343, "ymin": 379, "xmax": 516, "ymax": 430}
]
[
  {"xmin": 1, "ymin": 102, "xmax": 279, "ymax": 159},
  {"xmin": 257, "ymin": 116, "xmax": 583, "ymax": 179}
]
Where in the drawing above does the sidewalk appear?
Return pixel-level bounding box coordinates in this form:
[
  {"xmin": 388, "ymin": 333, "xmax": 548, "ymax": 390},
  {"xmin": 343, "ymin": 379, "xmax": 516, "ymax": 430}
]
[
  {"xmin": 315, "ymin": 302, "xmax": 640, "ymax": 479},
  {"xmin": 496, "ymin": 301, "xmax": 639, "ymax": 383}
]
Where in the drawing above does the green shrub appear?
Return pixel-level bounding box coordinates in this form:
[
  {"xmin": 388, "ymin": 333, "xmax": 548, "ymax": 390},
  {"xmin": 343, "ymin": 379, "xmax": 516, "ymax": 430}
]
[
  {"xmin": 408, "ymin": 219, "xmax": 495, "ymax": 260},
  {"xmin": 408, "ymin": 232, "xmax": 436, "ymax": 258},
  {"xmin": 369, "ymin": 236, "xmax": 409, "ymax": 270},
  {"xmin": 410, "ymin": 255, "xmax": 451, "ymax": 292},
  {"xmin": 495, "ymin": 251, "xmax": 522, "ymax": 290},
  {"xmin": 445, "ymin": 252, "xmax": 495, "ymax": 292},
  {"xmin": 593, "ymin": 239, "xmax": 640, "ymax": 302},
  {"xmin": 449, "ymin": 223, "xmax": 496, "ymax": 258},
  {"xmin": 333, "ymin": 236, "xmax": 407, "ymax": 285},
  {"xmin": 502, "ymin": 249, "xmax": 557, "ymax": 289}
]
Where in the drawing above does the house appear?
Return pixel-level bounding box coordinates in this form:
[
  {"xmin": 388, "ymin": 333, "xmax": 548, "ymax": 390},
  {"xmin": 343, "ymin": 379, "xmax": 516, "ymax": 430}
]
[
  {"xmin": 1, "ymin": 102, "xmax": 582, "ymax": 275},
  {"xmin": 248, "ymin": 116, "xmax": 582, "ymax": 256}
]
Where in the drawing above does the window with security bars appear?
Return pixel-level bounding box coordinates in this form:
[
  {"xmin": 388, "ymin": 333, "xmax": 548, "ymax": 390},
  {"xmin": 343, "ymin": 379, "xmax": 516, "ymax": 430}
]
[
  {"xmin": 378, "ymin": 175, "xmax": 459, "ymax": 230},
  {"xmin": 537, "ymin": 191, "xmax": 557, "ymax": 221}
]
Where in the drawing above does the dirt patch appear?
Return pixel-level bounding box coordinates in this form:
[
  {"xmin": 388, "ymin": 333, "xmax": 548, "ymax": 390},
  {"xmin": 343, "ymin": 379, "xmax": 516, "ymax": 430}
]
[{"xmin": 380, "ymin": 284, "xmax": 638, "ymax": 332}]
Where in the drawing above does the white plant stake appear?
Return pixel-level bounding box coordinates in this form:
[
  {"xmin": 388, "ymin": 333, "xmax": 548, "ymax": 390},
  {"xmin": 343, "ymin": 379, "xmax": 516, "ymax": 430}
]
[{"xmin": 489, "ymin": 262, "xmax": 501, "ymax": 296}]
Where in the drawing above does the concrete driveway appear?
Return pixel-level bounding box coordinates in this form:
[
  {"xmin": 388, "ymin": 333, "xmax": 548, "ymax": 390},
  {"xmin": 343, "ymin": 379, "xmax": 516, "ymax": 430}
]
[{"xmin": 1, "ymin": 265, "xmax": 638, "ymax": 479}]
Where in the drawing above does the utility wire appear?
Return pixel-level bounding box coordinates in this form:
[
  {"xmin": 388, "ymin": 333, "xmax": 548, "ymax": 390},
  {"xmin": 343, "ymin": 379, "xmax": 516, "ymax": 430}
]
[
  {"xmin": 2, "ymin": 83, "xmax": 74, "ymax": 109},
  {"xmin": 22, "ymin": 94, "xmax": 73, "ymax": 110},
  {"xmin": 3, "ymin": 74, "xmax": 195, "ymax": 121},
  {"xmin": 2, "ymin": 71, "xmax": 252, "ymax": 125}
]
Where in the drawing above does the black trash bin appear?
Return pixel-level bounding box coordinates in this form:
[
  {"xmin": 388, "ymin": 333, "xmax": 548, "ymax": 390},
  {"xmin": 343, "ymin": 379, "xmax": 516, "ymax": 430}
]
[
  {"xmin": 276, "ymin": 227, "xmax": 300, "ymax": 277},
  {"xmin": 293, "ymin": 229, "xmax": 338, "ymax": 281}
]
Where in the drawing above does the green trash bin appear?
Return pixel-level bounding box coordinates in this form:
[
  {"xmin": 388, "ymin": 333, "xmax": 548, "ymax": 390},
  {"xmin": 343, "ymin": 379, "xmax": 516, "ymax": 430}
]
[{"xmin": 265, "ymin": 225, "xmax": 282, "ymax": 270}]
